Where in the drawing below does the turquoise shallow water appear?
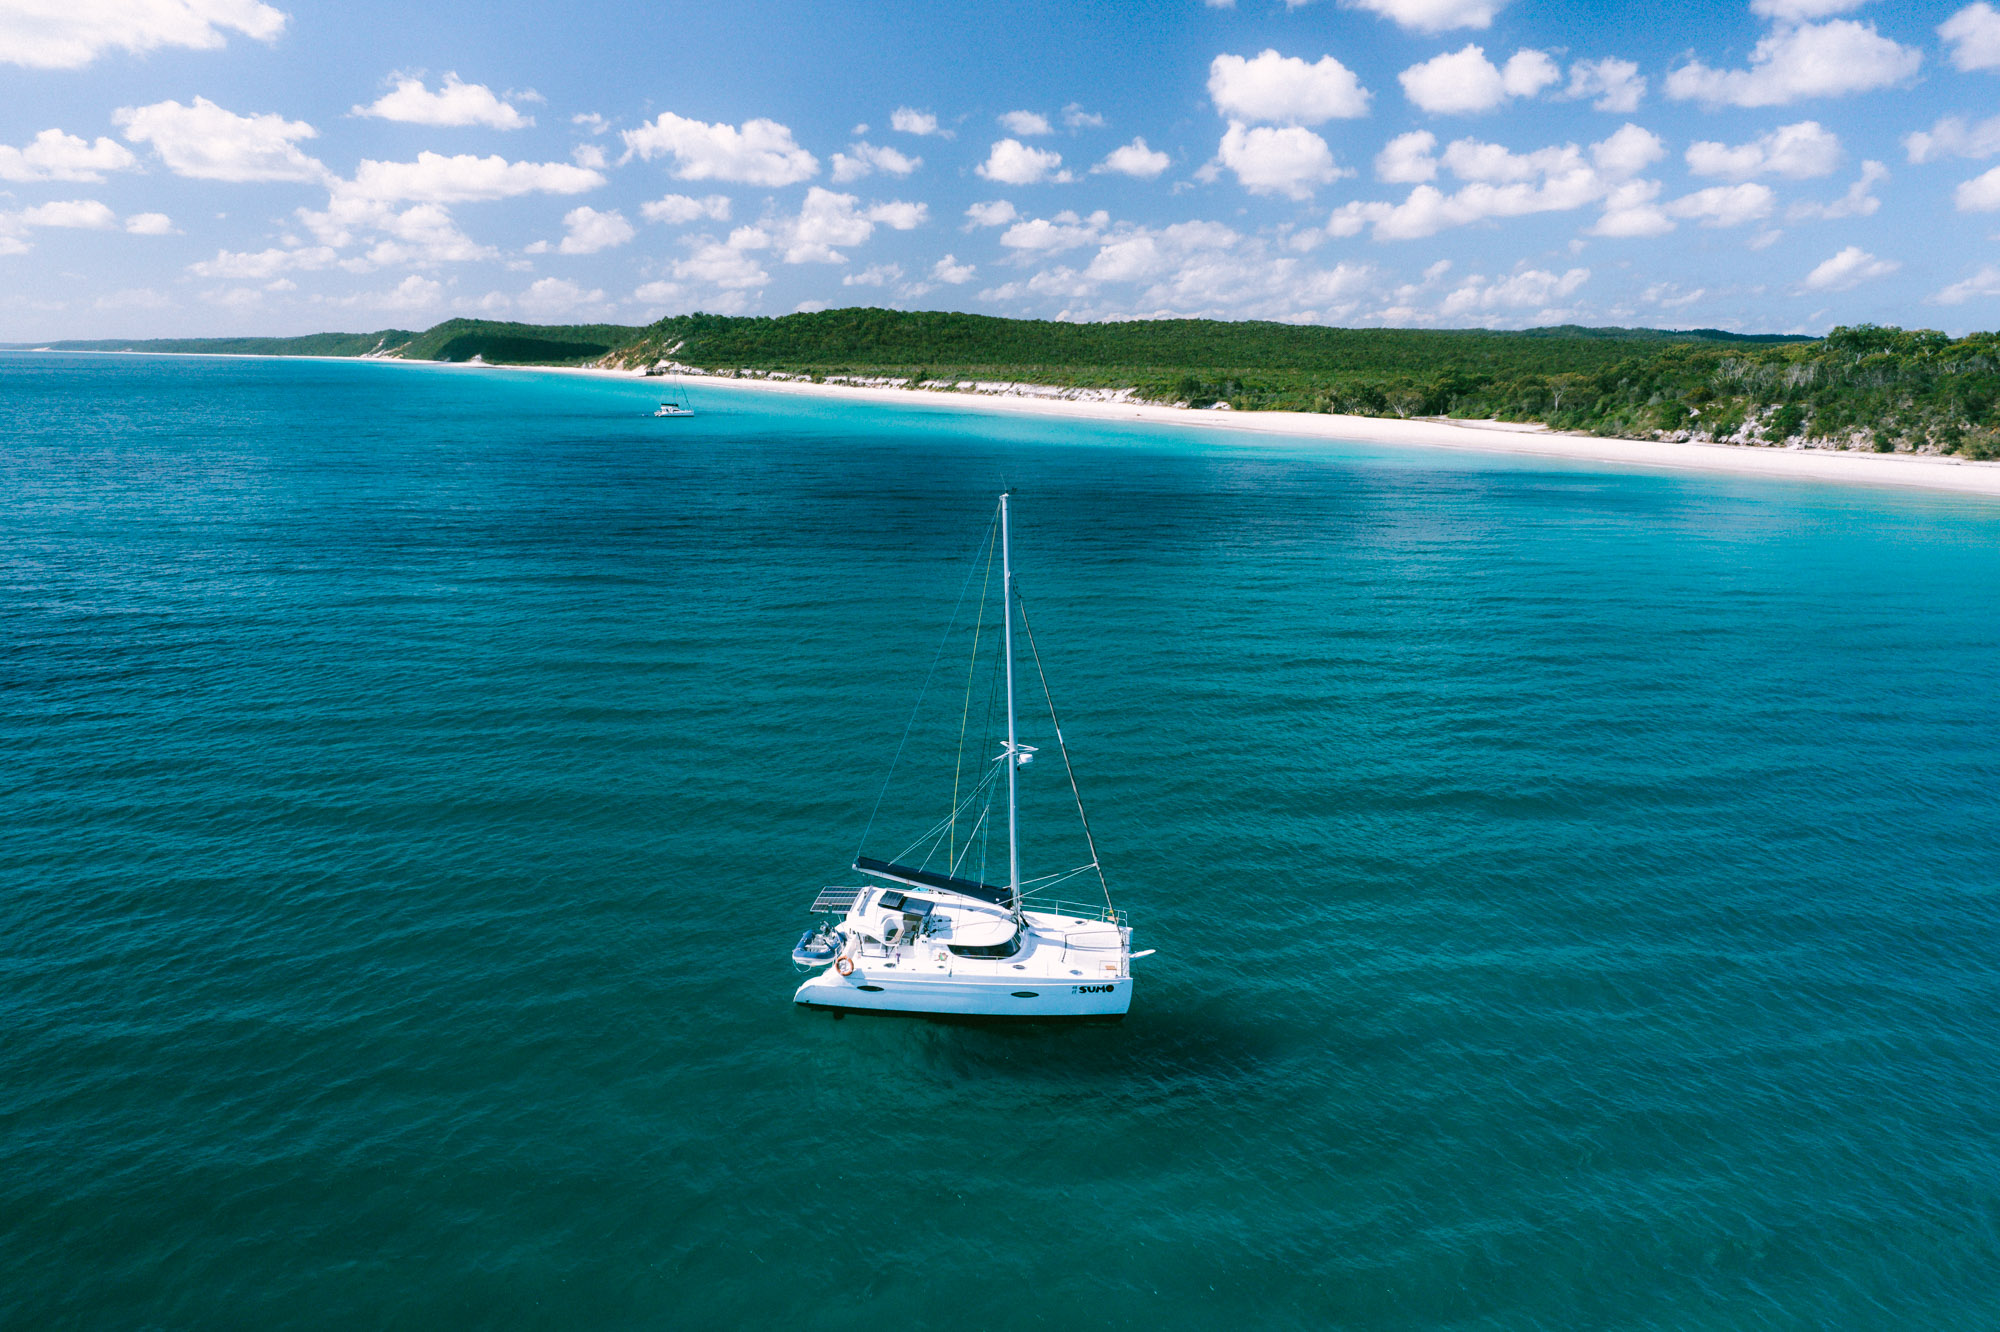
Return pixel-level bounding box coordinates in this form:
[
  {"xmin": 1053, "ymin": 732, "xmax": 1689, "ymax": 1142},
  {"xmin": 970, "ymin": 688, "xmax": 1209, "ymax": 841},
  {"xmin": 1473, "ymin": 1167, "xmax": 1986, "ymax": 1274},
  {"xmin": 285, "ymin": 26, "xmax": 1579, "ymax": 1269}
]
[{"xmin": 5, "ymin": 352, "xmax": 2000, "ymax": 1329}]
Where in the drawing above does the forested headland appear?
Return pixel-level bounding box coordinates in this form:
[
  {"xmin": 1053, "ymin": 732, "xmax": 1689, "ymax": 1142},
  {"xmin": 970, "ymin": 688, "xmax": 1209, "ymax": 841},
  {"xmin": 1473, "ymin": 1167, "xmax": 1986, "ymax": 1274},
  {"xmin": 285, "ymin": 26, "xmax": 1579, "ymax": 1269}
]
[{"xmin": 31, "ymin": 309, "xmax": 2000, "ymax": 459}]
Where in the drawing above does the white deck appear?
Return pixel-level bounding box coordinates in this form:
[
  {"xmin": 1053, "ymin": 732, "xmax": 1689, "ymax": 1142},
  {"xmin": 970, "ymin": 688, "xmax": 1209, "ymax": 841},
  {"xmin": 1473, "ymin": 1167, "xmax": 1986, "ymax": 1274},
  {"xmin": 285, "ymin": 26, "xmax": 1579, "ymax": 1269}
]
[{"xmin": 794, "ymin": 901, "xmax": 1133, "ymax": 1018}]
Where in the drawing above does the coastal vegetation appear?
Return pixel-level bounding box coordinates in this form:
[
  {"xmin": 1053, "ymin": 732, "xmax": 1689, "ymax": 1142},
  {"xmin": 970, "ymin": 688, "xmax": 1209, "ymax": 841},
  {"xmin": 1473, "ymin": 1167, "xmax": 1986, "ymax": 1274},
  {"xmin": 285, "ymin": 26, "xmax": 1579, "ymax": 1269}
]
[
  {"xmin": 42, "ymin": 330, "xmax": 421, "ymax": 358},
  {"xmin": 36, "ymin": 311, "xmax": 2000, "ymax": 458},
  {"xmin": 41, "ymin": 319, "xmax": 643, "ymax": 366},
  {"xmin": 616, "ymin": 311, "xmax": 1997, "ymax": 458},
  {"xmin": 389, "ymin": 319, "xmax": 645, "ymax": 365}
]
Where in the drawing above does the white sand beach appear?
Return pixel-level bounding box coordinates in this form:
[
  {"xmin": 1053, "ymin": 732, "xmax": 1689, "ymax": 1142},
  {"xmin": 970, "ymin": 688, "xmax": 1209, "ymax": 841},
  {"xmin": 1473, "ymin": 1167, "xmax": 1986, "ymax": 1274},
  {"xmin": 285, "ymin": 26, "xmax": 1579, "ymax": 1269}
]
[
  {"xmin": 45, "ymin": 349, "xmax": 2000, "ymax": 500},
  {"xmin": 616, "ymin": 366, "xmax": 2000, "ymax": 501}
]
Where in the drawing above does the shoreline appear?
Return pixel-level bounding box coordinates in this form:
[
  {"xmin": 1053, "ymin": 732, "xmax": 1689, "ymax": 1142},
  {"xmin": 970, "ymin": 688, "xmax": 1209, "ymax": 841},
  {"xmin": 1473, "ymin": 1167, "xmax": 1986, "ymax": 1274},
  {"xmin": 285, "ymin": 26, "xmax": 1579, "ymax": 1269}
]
[
  {"xmin": 23, "ymin": 346, "xmax": 2000, "ymax": 499},
  {"xmin": 607, "ymin": 363, "xmax": 2000, "ymax": 501}
]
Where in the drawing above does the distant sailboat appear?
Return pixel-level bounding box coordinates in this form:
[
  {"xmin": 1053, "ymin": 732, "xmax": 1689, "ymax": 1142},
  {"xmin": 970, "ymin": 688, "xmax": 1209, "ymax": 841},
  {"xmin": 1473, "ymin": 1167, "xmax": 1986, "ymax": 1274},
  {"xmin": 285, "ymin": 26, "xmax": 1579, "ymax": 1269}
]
[
  {"xmin": 653, "ymin": 370, "xmax": 694, "ymax": 417},
  {"xmin": 791, "ymin": 492, "xmax": 1149, "ymax": 1019}
]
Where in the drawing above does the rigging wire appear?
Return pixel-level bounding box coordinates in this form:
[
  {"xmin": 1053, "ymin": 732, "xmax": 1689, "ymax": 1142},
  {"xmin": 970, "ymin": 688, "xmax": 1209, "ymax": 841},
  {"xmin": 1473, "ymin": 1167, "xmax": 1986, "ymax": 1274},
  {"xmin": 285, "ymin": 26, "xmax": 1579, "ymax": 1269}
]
[
  {"xmin": 949, "ymin": 805, "xmax": 993, "ymax": 880},
  {"xmin": 895, "ymin": 761, "xmax": 1001, "ymax": 868},
  {"xmin": 855, "ymin": 513, "xmax": 1000, "ymax": 863},
  {"xmin": 948, "ymin": 514, "xmax": 999, "ymax": 866},
  {"xmin": 975, "ymin": 595, "xmax": 1004, "ymax": 889},
  {"xmin": 854, "ymin": 501, "xmax": 1117, "ymax": 925},
  {"xmin": 1016, "ymin": 587, "xmax": 1116, "ymax": 918}
]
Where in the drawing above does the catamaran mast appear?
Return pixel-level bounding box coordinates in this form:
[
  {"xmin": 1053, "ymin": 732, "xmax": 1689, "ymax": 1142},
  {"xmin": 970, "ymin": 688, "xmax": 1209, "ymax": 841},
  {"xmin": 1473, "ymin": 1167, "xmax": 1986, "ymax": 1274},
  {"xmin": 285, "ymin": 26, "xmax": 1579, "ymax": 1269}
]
[{"xmin": 1000, "ymin": 491, "xmax": 1020, "ymax": 915}]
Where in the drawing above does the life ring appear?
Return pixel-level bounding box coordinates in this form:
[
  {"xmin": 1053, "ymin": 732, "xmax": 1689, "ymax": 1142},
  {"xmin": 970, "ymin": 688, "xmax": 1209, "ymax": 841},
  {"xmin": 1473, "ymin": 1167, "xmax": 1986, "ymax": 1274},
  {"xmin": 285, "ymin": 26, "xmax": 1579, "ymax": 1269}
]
[{"xmin": 835, "ymin": 956, "xmax": 855, "ymax": 977}]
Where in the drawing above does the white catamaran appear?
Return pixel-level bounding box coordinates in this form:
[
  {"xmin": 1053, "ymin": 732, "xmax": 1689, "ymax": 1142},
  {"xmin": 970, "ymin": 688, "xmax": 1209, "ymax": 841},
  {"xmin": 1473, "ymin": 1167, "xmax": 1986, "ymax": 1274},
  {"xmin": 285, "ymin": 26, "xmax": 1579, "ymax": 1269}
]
[
  {"xmin": 652, "ymin": 370, "xmax": 694, "ymax": 417},
  {"xmin": 791, "ymin": 492, "xmax": 1148, "ymax": 1019}
]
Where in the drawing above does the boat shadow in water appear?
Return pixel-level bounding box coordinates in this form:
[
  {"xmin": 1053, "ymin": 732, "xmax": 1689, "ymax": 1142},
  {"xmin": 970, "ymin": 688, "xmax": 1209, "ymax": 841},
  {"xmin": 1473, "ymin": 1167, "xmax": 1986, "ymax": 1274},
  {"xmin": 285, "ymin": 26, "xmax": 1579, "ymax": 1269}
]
[{"xmin": 796, "ymin": 999, "xmax": 1278, "ymax": 1089}]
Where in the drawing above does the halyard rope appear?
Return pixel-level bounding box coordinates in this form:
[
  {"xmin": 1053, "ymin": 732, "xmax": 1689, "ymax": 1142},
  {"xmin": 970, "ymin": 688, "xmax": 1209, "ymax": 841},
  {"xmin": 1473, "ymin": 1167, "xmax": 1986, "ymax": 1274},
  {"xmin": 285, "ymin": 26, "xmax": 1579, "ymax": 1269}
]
[{"xmin": 1015, "ymin": 588, "xmax": 1115, "ymax": 918}]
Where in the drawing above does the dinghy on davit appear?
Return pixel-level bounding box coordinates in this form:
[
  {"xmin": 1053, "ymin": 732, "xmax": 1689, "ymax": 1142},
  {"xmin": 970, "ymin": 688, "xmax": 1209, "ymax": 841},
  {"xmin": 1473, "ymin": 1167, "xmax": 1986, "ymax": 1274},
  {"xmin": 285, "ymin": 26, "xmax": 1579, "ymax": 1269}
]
[{"xmin": 790, "ymin": 492, "xmax": 1150, "ymax": 1019}]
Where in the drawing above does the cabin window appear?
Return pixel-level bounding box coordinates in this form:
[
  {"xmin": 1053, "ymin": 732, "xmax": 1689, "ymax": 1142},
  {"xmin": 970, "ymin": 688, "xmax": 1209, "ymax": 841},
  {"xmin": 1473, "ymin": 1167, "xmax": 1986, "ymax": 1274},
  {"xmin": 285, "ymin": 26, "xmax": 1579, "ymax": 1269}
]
[{"xmin": 947, "ymin": 929, "xmax": 1024, "ymax": 960}]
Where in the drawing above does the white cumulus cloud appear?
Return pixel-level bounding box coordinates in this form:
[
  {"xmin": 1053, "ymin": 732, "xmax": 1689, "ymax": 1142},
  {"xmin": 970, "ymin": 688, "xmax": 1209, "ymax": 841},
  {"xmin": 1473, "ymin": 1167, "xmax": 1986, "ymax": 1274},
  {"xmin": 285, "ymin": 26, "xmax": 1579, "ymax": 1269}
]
[
  {"xmin": 0, "ymin": 199, "xmax": 123, "ymax": 251},
  {"xmin": 1375, "ymin": 131, "xmax": 1438, "ymax": 182},
  {"xmin": 293, "ymin": 191, "xmax": 500, "ymax": 269},
  {"xmin": 1083, "ymin": 221, "xmax": 1239, "ymax": 285},
  {"xmin": 1686, "ymin": 121, "xmax": 1841, "ymax": 179},
  {"xmin": 1335, "ymin": 122, "xmax": 1661, "ymax": 241},
  {"xmin": 342, "ymin": 152, "xmax": 603, "ymax": 204},
  {"xmin": 1342, "ymin": 0, "xmax": 1507, "ymax": 34},
  {"xmin": 1591, "ymin": 179, "xmax": 1675, "ymax": 237},
  {"xmin": 978, "ymin": 217, "xmax": 1379, "ymax": 324},
  {"xmin": 354, "ymin": 73, "xmax": 533, "ymax": 129},
  {"xmin": 1095, "ymin": 137, "xmax": 1170, "ymax": 178},
  {"xmin": 622, "ymin": 112, "xmax": 817, "ymax": 186},
  {"xmin": 1956, "ymin": 164, "xmax": 2000, "ymax": 210},
  {"xmin": 514, "ymin": 276, "xmax": 607, "ymax": 320},
  {"xmin": 116, "ymin": 96, "xmax": 325, "ymax": 182},
  {"xmin": 1750, "ymin": 0, "xmax": 1867, "ymax": 17},
  {"xmin": 841, "ymin": 263, "xmax": 901, "ymax": 287},
  {"xmin": 976, "ymin": 138, "xmax": 1068, "ymax": 185},
  {"xmin": 1940, "ymin": 3, "xmax": 2000, "ymax": 71},
  {"xmin": 20, "ymin": 198, "xmax": 117, "ymax": 228},
  {"xmin": 1666, "ymin": 20, "xmax": 1921, "ymax": 108},
  {"xmin": 318, "ymin": 273, "xmax": 443, "ymax": 312},
  {"xmin": 674, "ymin": 235, "xmax": 769, "ymax": 291},
  {"xmin": 1590, "ymin": 121, "xmax": 1667, "ymax": 176},
  {"xmin": 1440, "ymin": 266, "xmax": 1589, "ymax": 319},
  {"xmin": 932, "ymin": 254, "xmax": 975, "ymax": 283},
  {"xmin": 1400, "ymin": 46, "xmax": 1559, "ymax": 114},
  {"xmin": 998, "ymin": 110, "xmax": 1054, "ymax": 136},
  {"xmin": 1788, "ymin": 160, "xmax": 1888, "ymax": 219},
  {"xmin": 1666, "ymin": 182, "xmax": 1776, "ymax": 227},
  {"xmin": 0, "ymin": 0, "xmax": 285, "ymax": 69},
  {"xmin": 1563, "ymin": 57, "xmax": 1646, "ymax": 113},
  {"xmin": 830, "ymin": 141, "xmax": 920, "ymax": 183},
  {"xmin": 379, "ymin": 274, "xmax": 444, "ymax": 310},
  {"xmin": 1935, "ymin": 263, "xmax": 2000, "ymax": 303},
  {"xmin": 1213, "ymin": 122, "xmax": 1343, "ymax": 198},
  {"xmin": 1208, "ymin": 50, "xmax": 1371, "ymax": 123},
  {"xmin": 772, "ymin": 185, "xmax": 925, "ymax": 263},
  {"xmin": 1001, "ymin": 209, "xmax": 1110, "ymax": 253},
  {"xmin": 189, "ymin": 244, "xmax": 337, "ymax": 278},
  {"xmin": 125, "ymin": 211, "xmax": 174, "ymax": 234},
  {"xmin": 890, "ymin": 107, "xmax": 945, "ymax": 136},
  {"xmin": 0, "ymin": 128, "xmax": 138, "ymax": 182},
  {"xmin": 965, "ymin": 200, "xmax": 1019, "ymax": 227},
  {"xmin": 553, "ymin": 205, "xmax": 633, "ymax": 254},
  {"xmin": 640, "ymin": 193, "xmax": 731, "ymax": 224},
  {"xmin": 1803, "ymin": 244, "xmax": 1898, "ymax": 289},
  {"xmin": 1904, "ymin": 115, "xmax": 2000, "ymax": 163}
]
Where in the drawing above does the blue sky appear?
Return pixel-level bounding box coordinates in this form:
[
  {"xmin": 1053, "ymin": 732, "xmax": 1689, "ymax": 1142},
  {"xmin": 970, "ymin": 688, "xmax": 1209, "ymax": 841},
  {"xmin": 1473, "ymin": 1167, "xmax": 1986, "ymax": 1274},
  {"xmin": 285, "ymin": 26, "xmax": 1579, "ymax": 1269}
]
[{"xmin": 4, "ymin": 0, "xmax": 1998, "ymax": 338}]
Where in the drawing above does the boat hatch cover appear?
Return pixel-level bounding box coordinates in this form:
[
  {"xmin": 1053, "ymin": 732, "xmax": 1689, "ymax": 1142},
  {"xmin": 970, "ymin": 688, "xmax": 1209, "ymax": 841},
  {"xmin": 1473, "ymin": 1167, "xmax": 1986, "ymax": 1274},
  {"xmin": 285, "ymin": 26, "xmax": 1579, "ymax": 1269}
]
[{"xmin": 854, "ymin": 857, "xmax": 1014, "ymax": 907}]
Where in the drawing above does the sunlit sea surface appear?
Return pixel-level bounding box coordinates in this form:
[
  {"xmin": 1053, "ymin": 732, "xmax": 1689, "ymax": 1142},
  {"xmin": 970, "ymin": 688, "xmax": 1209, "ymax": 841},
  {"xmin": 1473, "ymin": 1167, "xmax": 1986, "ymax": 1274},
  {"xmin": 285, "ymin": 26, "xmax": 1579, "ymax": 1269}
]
[{"xmin": 6, "ymin": 351, "xmax": 2000, "ymax": 1329}]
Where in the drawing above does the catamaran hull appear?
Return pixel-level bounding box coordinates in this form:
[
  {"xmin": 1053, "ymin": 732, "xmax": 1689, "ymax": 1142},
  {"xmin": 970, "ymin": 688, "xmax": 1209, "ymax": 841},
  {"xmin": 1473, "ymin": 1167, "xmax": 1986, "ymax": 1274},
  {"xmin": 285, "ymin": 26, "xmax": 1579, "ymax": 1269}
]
[{"xmin": 794, "ymin": 969, "xmax": 1131, "ymax": 1019}]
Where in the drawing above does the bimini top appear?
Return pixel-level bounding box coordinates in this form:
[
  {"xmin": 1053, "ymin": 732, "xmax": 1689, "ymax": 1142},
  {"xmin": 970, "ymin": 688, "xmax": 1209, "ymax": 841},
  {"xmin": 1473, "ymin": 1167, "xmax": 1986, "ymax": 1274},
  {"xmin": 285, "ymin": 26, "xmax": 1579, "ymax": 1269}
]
[{"xmin": 854, "ymin": 856, "xmax": 1014, "ymax": 907}]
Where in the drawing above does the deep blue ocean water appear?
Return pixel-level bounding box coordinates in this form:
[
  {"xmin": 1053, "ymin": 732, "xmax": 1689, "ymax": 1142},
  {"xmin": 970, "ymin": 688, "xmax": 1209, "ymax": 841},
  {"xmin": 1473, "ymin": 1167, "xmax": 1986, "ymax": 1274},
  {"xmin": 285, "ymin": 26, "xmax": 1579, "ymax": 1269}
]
[{"xmin": 4, "ymin": 351, "xmax": 2000, "ymax": 1329}]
